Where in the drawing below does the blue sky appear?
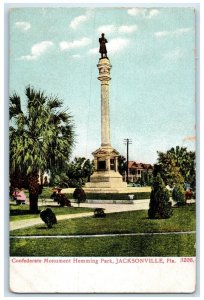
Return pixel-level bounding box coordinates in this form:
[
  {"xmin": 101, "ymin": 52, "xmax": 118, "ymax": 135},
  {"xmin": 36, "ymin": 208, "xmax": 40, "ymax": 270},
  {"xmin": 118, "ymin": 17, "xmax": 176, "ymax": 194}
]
[{"xmin": 9, "ymin": 7, "xmax": 196, "ymax": 164}]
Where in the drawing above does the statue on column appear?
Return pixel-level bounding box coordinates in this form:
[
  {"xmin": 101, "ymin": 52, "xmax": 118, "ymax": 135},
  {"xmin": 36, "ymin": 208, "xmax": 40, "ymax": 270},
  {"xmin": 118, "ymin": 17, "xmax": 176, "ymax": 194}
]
[{"xmin": 99, "ymin": 33, "xmax": 108, "ymax": 58}]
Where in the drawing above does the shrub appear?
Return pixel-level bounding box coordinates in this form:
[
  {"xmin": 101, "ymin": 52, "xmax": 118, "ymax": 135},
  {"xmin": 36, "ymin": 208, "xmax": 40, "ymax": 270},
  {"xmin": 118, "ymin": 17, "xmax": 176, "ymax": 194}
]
[
  {"xmin": 93, "ymin": 208, "xmax": 106, "ymax": 218},
  {"xmin": 40, "ymin": 208, "xmax": 57, "ymax": 228},
  {"xmin": 73, "ymin": 192, "xmax": 150, "ymax": 201},
  {"xmin": 148, "ymin": 174, "xmax": 173, "ymax": 219},
  {"xmin": 73, "ymin": 188, "xmax": 86, "ymax": 207},
  {"xmin": 172, "ymin": 185, "xmax": 185, "ymax": 206}
]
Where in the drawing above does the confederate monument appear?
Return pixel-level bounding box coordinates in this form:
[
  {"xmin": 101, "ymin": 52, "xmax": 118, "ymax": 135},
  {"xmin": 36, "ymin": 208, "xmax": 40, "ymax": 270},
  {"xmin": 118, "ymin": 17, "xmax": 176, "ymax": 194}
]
[{"xmin": 85, "ymin": 34, "xmax": 127, "ymax": 192}]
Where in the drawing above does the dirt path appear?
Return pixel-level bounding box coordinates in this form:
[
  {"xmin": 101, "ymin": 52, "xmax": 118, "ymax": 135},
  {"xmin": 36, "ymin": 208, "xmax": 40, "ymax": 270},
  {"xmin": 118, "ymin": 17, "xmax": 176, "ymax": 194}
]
[{"xmin": 10, "ymin": 199, "xmax": 150, "ymax": 231}]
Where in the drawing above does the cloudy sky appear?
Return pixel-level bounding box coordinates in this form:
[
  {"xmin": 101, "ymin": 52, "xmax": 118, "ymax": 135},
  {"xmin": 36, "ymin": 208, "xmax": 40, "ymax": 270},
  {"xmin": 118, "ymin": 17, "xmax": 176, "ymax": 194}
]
[{"xmin": 9, "ymin": 7, "xmax": 196, "ymax": 163}]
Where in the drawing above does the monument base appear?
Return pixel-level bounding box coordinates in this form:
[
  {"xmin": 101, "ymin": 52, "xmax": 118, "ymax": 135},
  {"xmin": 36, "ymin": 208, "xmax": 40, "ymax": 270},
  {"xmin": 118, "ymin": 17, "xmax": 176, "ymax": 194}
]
[{"xmin": 85, "ymin": 170, "xmax": 127, "ymax": 189}]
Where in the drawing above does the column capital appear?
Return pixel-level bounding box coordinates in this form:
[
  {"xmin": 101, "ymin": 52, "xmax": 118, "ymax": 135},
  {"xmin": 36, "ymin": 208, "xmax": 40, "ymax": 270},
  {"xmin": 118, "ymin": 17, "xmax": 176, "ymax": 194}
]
[{"xmin": 97, "ymin": 58, "xmax": 112, "ymax": 81}]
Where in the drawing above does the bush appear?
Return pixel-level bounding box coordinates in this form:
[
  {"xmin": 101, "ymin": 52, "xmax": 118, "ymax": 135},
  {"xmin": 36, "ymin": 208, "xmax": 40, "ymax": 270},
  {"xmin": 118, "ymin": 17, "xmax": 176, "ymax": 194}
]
[
  {"xmin": 73, "ymin": 188, "xmax": 86, "ymax": 207},
  {"xmin": 148, "ymin": 174, "xmax": 173, "ymax": 219},
  {"xmin": 172, "ymin": 185, "xmax": 185, "ymax": 206},
  {"xmin": 73, "ymin": 192, "xmax": 150, "ymax": 201},
  {"xmin": 40, "ymin": 208, "xmax": 57, "ymax": 228},
  {"xmin": 93, "ymin": 208, "xmax": 106, "ymax": 218}
]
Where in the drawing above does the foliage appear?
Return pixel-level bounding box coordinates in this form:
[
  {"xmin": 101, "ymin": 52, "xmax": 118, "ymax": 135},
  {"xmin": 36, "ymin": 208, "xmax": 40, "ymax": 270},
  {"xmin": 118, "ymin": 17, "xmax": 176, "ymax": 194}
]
[
  {"xmin": 66, "ymin": 157, "xmax": 94, "ymax": 187},
  {"xmin": 172, "ymin": 184, "xmax": 185, "ymax": 206},
  {"xmin": 155, "ymin": 146, "xmax": 195, "ymax": 190},
  {"xmin": 40, "ymin": 208, "xmax": 57, "ymax": 228},
  {"xmin": 73, "ymin": 188, "xmax": 87, "ymax": 207},
  {"xmin": 94, "ymin": 208, "xmax": 106, "ymax": 218},
  {"xmin": 136, "ymin": 172, "xmax": 153, "ymax": 186},
  {"xmin": 50, "ymin": 157, "xmax": 94, "ymax": 188},
  {"xmin": 118, "ymin": 155, "xmax": 127, "ymax": 175},
  {"xmin": 9, "ymin": 86, "xmax": 75, "ymax": 213},
  {"xmin": 57, "ymin": 194, "xmax": 71, "ymax": 207},
  {"xmin": 148, "ymin": 174, "xmax": 173, "ymax": 219},
  {"xmin": 69, "ymin": 192, "xmax": 151, "ymax": 200},
  {"xmin": 49, "ymin": 171, "xmax": 69, "ymax": 188}
]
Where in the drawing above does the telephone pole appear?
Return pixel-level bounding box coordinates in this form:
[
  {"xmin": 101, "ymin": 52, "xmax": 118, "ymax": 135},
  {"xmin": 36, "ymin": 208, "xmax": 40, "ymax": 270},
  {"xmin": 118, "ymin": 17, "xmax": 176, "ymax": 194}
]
[{"xmin": 123, "ymin": 138, "xmax": 132, "ymax": 183}]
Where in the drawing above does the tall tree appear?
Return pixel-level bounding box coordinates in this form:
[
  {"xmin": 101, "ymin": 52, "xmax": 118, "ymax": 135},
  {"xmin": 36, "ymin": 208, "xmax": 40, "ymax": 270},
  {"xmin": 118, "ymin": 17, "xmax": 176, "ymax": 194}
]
[
  {"xmin": 66, "ymin": 157, "xmax": 94, "ymax": 187},
  {"xmin": 155, "ymin": 146, "xmax": 196, "ymax": 190},
  {"xmin": 9, "ymin": 86, "xmax": 75, "ymax": 213},
  {"xmin": 148, "ymin": 174, "xmax": 173, "ymax": 219}
]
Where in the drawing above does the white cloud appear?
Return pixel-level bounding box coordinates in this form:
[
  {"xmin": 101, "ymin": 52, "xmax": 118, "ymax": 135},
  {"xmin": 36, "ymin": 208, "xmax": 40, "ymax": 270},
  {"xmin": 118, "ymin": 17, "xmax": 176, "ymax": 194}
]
[
  {"xmin": 15, "ymin": 21, "xmax": 31, "ymax": 32},
  {"xmin": 127, "ymin": 8, "xmax": 142, "ymax": 16},
  {"xmin": 118, "ymin": 25, "xmax": 138, "ymax": 33},
  {"xmin": 148, "ymin": 9, "xmax": 160, "ymax": 18},
  {"xmin": 97, "ymin": 25, "xmax": 116, "ymax": 35},
  {"xmin": 72, "ymin": 54, "xmax": 81, "ymax": 59},
  {"xmin": 20, "ymin": 41, "xmax": 54, "ymax": 60},
  {"xmin": 155, "ymin": 28, "xmax": 191, "ymax": 38},
  {"xmin": 88, "ymin": 38, "xmax": 130, "ymax": 56},
  {"xmin": 59, "ymin": 37, "xmax": 91, "ymax": 51},
  {"xmin": 155, "ymin": 31, "xmax": 170, "ymax": 37},
  {"xmin": 127, "ymin": 8, "xmax": 160, "ymax": 18},
  {"xmin": 69, "ymin": 11, "xmax": 92, "ymax": 29},
  {"xmin": 97, "ymin": 24, "xmax": 137, "ymax": 35},
  {"xmin": 107, "ymin": 38, "xmax": 130, "ymax": 54}
]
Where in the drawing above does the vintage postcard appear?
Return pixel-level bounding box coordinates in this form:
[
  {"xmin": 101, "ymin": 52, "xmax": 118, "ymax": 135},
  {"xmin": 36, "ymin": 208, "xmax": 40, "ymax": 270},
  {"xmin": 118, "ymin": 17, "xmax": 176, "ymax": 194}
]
[{"xmin": 9, "ymin": 5, "xmax": 196, "ymax": 293}]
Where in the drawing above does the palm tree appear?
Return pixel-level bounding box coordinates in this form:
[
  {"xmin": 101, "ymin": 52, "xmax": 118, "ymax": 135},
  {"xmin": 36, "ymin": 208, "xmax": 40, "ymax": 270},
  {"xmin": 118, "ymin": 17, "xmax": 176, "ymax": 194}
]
[{"xmin": 9, "ymin": 86, "xmax": 75, "ymax": 213}]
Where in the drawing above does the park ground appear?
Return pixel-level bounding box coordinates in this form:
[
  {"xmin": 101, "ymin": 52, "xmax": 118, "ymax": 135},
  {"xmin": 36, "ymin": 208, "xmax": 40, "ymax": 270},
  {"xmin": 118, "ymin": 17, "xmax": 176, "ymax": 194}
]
[{"xmin": 10, "ymin": 197, "xmax": 196, "ymax": 257}]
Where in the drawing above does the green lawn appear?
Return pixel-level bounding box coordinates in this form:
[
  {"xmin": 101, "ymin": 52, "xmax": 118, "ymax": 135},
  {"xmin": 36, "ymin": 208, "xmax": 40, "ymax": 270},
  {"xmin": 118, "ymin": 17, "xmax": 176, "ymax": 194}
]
[
  {"xmin": 10, "ymin": 205, "xmax": 196, "ymax": 257},
  {"xmin": 10, "ymin": 204, "xmax": 93, "ymax": 221},
  {"xmin": 11, "ymin": 204, "xmax": 195, "ymax": 236},
  {"xmin": 10, "ymin": 233, "xmax": 196, "ymax": 257}
]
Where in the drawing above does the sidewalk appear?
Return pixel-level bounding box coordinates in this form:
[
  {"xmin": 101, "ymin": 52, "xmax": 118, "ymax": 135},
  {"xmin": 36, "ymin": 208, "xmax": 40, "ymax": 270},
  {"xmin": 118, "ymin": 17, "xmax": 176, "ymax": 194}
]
[{"xmin": 10, "ymin": 199, "xmax": 150, "ymax": 231}]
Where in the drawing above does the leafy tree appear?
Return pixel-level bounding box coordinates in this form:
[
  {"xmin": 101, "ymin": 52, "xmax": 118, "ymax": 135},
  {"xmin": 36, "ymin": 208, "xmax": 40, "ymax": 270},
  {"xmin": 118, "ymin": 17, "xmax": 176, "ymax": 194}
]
[
  {"xmin": 118, "ymin": 155, "xmax": 127, "ymax": 176},
  {"xmin": 73, "ymin": 188, "xmax": 86, "ymax": 207},
  {"xmin": 172, "ymin": 184, "xmax": 185, "ymax": 206},
  {"xmin": 49, "ymin": 171, "xmax": 69, "ymax": 188},
  {"xmin": 66, "ymin": 157, "xmax": 94, "ymax": 187},
  {"xmin": 156, "ymin": 146, "xmax": 195, "ymax": 190},
  {"xmin": 148, "ymin": 174, "xmax": 173, "ymax": 219},
  {"xmin": 9, "ymin": 86, "xmax": 74, "ymax": 213}
]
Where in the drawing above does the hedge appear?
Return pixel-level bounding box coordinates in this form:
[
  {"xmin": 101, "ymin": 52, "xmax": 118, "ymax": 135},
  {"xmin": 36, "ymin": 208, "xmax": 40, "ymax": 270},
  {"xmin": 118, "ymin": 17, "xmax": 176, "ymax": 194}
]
[{"xmin": 65, "ymin": 192, "xmax": 150, "ymax": 201}]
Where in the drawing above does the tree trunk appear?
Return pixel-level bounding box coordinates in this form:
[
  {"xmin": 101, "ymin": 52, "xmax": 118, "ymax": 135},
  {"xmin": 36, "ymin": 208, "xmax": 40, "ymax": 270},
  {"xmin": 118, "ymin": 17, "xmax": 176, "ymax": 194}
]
[
  {"xmin": 29, "ymin": 194, "xmax": 39, "ymax": 213},
  {"xmin": 28, "ymin": 172, "xmax": 39, "ymax": 213}
]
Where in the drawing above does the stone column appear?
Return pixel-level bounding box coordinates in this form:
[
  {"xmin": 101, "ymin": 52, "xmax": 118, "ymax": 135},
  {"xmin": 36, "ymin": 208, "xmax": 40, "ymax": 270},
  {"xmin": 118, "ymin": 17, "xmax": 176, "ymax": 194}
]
[
  {"xmin": 97, "ymin": 58, "xmax": 112, "ymax": 147},
  {"xmin": 115, "ymin": 157, "xmax": 118, "ymax": 172},
  {"xmin": 94, "ymin": 158, "xmax": 98, "ymax": 170}
]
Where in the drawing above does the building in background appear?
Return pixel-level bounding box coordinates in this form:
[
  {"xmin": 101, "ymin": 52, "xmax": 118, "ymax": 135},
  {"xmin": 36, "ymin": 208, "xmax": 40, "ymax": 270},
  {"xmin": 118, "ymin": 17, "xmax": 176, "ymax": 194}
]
[{"xmin": 123, "ymin": 161, "xmax": 153, "ymax": 183}]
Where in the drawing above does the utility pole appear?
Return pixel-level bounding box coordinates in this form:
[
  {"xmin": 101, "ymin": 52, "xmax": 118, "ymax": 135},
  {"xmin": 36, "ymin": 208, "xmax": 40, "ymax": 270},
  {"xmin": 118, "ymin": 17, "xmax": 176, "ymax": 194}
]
[{"xmin": 124, "ymin": 138, "xmax": 132, "ymax": 183}]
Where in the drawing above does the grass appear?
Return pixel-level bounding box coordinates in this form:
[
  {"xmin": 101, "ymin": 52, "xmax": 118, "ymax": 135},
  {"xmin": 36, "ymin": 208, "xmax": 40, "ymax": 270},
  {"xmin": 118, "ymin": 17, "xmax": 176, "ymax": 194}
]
[
  {"xmin": 10, "ymin": 204, "xmax": 94, "ymax": 221},
  {"xmin": 10, "ymin": 233, "xmax": 196, "ymax": 257},
  {"xmin": 11, "ymin": 204, "xmax": 195, "ymax": 236},
  {"xmin": 17, "ymin": 187, "xmax": 150, "ymax": 201},
  {"xmin": 10, "ymin": 204, "xmax": 196, "ymax": 257}
]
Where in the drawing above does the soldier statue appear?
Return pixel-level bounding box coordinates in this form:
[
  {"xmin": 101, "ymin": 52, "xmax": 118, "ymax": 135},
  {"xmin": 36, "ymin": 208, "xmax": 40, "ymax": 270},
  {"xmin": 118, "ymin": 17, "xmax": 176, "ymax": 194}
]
[{"xmin": 99, "ymin": 33, "xmax": 108, "ymax": 58}]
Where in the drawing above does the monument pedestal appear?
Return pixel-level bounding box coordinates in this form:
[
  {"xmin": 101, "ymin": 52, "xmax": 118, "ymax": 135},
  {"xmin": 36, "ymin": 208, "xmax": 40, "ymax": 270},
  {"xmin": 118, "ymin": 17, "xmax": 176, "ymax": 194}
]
[
  {"xmin": 85, "ymin": 145, "xmax": 126, "ymax": 192},
  {"xmin": 85, "ymin": 57, "xmax": 127, "ymax": 192}
]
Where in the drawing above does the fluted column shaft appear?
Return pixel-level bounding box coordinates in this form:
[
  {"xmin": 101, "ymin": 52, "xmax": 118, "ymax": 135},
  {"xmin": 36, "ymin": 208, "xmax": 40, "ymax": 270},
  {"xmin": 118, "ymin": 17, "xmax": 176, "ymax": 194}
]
[{"xmin": 97, "ymin": 58, "xmax": 112, "ymax": 147}]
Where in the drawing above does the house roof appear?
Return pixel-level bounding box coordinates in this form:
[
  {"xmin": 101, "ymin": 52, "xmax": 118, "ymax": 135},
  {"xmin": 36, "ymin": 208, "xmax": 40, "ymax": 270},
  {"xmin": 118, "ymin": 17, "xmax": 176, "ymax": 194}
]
[{"xmin": 128, "ymin": 161, "xmax": 153, "ymax": 170}]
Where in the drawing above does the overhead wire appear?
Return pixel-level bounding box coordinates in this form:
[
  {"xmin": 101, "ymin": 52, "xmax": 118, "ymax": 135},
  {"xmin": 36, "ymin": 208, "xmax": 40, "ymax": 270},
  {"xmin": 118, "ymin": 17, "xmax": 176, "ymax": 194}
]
[{"xmin": 85, "ymin": 9, "xmax": 96, "ymax": 158}]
